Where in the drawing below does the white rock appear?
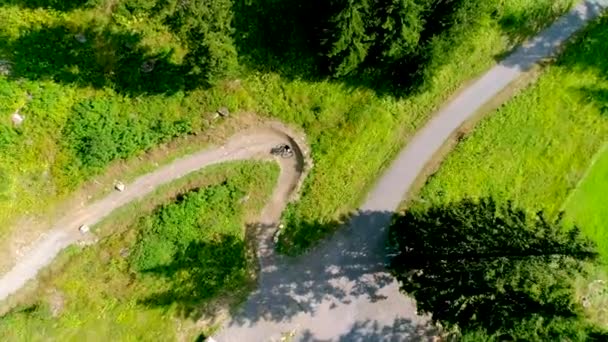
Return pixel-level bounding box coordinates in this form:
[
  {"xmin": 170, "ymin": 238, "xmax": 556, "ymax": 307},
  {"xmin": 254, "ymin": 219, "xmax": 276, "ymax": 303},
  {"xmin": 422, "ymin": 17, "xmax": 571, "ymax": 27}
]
[
  {"xmin": 79, "ymin": 224, "xmax": 90, "ymax": 233},
  {"xmin": 115, "ymin": 181, "xmax": 125, "ymax": 192},
  {"xmin": 11, "ymin": 112, "xmax": 24, "ymax": 126}
]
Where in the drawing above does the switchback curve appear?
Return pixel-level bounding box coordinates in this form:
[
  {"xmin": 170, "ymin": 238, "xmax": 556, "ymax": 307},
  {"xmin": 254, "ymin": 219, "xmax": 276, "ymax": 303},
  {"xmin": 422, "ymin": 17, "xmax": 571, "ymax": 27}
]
[{"xmin": 0, "ymin": 122, "xmax": 311, "ymax": 302}]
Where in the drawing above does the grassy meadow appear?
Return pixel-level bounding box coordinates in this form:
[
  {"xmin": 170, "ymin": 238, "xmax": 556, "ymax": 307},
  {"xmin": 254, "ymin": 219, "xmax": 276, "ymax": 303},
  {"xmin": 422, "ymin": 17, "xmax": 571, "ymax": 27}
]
[
  {"xmin": 412, "ymin": 15, "xmax": 608, "ymax": 219},
  {"xmin": 564, "ymin": 146, "xmax": 608, "ymax": 262},
  {"xmin": 0, "ymin": 161, "xmax": 278, "ymax": 340}
]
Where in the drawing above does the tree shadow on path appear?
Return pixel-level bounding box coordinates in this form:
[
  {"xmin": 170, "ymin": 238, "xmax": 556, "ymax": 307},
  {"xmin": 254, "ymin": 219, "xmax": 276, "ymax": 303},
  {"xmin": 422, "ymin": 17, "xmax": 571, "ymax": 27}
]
[
  {"xmin": 223, "ymin": 209, "xmax": 437, "ymax": 340},
  {"xmin": 497, "ymin": 0, "xmax": 606, "ymax": 72}
]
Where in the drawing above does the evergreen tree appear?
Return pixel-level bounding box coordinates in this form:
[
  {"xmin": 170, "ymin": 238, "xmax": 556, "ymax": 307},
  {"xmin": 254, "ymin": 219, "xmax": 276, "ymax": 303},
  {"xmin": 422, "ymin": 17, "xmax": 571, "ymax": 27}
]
[
  {"xmin": 389, "ymin": 197, "xmax": 600, "ymax": 340},
  {"xmin": 167, "ymin": 0, "xmax": 238, "ymax": 84},
  {"xmin": 323, "ymin": 0, "xmax": 372, "ymax": 77},
  {"xmin": 372, "ymin": 0, "xmax": 425, "ymax": 63}
]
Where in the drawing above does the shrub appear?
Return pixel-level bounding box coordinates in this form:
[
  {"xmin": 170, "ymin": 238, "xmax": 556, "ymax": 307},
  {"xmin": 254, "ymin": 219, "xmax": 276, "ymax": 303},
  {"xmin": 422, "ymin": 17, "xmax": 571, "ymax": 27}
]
[
  {"xmin": 130, "ymin": 181, "xmax": 244, "ymax": 271},
  {"xmin": 62, "ymin": 98, "xmax": 193, "ymax": 179}
]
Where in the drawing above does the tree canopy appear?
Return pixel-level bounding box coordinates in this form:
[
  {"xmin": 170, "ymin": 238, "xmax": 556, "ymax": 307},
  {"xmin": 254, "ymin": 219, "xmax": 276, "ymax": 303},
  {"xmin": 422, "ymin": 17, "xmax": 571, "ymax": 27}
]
[
  {"xmin": 389, "ymin": 198, "xmax": 605, "ymax": 340},
  {"xmin": 110, "ymin": 0, "xmax": 501, "ymax": 92}
]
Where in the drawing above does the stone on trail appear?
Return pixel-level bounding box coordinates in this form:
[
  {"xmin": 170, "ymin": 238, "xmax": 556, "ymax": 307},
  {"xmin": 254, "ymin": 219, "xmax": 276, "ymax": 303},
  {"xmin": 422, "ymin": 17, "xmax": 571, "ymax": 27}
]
[
  {"xmin": 141, "ymin": 60, "xmax": 155, "ymax": 73},
  {"xmin": 217, "ymin": 107, "xmax": 230, "ymax": 117},
  {"xmin": 115, "ymin": 181, "xmax": 125, "ymax": 192}
]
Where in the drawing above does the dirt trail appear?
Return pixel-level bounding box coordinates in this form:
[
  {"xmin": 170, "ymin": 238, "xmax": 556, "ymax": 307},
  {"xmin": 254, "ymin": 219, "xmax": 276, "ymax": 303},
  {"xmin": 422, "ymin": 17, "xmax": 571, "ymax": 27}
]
[{"xmin": 0, "ymin": 123, "xmax": 311, "ymax": 302}]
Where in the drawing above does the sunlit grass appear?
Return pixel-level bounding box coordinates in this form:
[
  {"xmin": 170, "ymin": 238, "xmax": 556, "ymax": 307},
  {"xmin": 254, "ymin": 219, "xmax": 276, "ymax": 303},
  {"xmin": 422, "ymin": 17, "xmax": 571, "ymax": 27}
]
[
  {"xmin": 565, "ymin": 146, "xmax": 608, "ymax": 262},
  {"xmin": 413, "ymin": 16, "xmax": 608, "ymax": 220}
]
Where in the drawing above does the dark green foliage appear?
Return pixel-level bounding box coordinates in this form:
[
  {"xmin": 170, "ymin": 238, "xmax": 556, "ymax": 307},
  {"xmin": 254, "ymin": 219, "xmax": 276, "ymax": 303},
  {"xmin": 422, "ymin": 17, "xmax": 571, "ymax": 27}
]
[
  {"xmin": 117, "ymin": 0, "xmax": 159, "ymax": 15},
  {"xmin": 321, "ymin": 0, "xmax": 498, "ymax": 91},
  {"xmin": 62, "ymin": 98, "xmax": 192, "ymax": 179},
  {"xmin": 323, "ymin": 0, "xmax": 372, "ymax": 77},
  {"xmin": 117, "ymin": 0, "xmax": 239, "ymax": 84},
  {"xmin": 389, "ymin": 197, "xmax": 601, "ymax": 340},
  {"xmin": 163, "ymin": 0, "xmax": 238, "ymax": 84},
  {"xmin": 231, "ymin": 0, "xmax": 328, "ymax": 78},
  {"xmin": 7, "ymin": 24, "xmax": 189, "ymax": 95},
  {"xmin": 371, "ymin": 0, "xmax": 424, "ymax": 63},
  {"xmin": 0, "ymin": 0, "xmax": 91, "ymax": 11}
]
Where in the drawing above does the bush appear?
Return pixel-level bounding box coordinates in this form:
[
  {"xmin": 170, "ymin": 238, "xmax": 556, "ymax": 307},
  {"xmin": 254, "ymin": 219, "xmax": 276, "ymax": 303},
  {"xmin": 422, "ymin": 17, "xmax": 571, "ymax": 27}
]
[
  {"xmin": 62, "ymin": 98, "xmax": 193, "ymax": 180},
  {"xmin": 128, "ymin": 180, "xmax": 251, "ymax": 317},
  {"xmin": 130, "ymin": 181, "xmax": 244, "ymax": 271}
]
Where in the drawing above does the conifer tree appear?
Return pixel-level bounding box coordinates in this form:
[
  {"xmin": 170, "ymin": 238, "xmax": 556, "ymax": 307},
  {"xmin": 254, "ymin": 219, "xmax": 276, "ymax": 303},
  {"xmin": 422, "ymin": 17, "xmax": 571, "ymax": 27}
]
[
  {"xmin": 168, "ymin": 0, "xmax": 238, "ymax": 84},
  {"xmin": 372, "ymin": 0, "xmax": 425, "ymax": 63},
  {"xmin": 324, "ymin": 0, "xmax": 372, "ymax": 77},
  {"xmin": 389, "ymin": 197, "xmax": 599, "ymax": 339}
]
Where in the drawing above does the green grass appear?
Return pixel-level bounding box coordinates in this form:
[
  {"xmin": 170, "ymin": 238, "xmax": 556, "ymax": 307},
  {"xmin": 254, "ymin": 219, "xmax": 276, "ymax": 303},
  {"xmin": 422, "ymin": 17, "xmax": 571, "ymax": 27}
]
[
  {"xmin": 0, "ymin": 0, "xmax": 575, "ymax": 254},
  {"xmin": 408, "ymin": 15, "xmax": 608, "ymax": 330},
  {"xmin": 0, "ymin": 161, "xmax": 279, "ymax": 341},
  {"xmin": 565, "ymin": 146, "xmax": 608, "ymax": 262},
  {"xmin": 413, "ymin": 16, "xmax": 608, "ymax": 219}
]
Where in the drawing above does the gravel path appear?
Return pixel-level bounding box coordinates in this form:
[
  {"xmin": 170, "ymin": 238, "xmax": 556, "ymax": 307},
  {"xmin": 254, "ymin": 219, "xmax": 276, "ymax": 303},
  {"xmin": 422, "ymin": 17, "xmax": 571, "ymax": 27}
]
[
  {"xmin": 0, "ymin": 125, "xmax": 310, "ymax": 302},
  {"xmin": 213, "ymin": 1, "xmax": 608, "ymax": 341},
  {"xmin": 0, "ymin": 1, "xmax": 606, "ymax": 340}
]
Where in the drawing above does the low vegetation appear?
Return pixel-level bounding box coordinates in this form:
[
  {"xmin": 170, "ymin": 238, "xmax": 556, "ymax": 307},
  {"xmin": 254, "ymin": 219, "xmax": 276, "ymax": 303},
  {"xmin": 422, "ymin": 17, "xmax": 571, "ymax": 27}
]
[
  {"xmin": 0, "ymin": 0, "xmax": 575, "ymax": 253},
  {"xmin": 0, "ymin": 161, "xmax": 278, "ymax": 340}
]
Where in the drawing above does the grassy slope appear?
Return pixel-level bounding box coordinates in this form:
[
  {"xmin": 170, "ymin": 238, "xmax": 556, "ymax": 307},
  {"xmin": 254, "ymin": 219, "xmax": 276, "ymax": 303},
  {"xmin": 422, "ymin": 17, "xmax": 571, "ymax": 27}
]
[
  {"xmin": 0, "ymin": 161, "xmax": 279, "ymax": 341},
  {"xmin": 564, "ymin": 146, "xmax": 608, "ymax": 261},
  {"xmin": 0, "ymin": 1, "xmax": 575, "ymax": 254},
  {"xmin": 406, "ymin": 15, "xmax": 608, "ymax": 334},
  {"xmin": 413, "ymin": 16, "xmax": 608, "ymax": 220}
]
